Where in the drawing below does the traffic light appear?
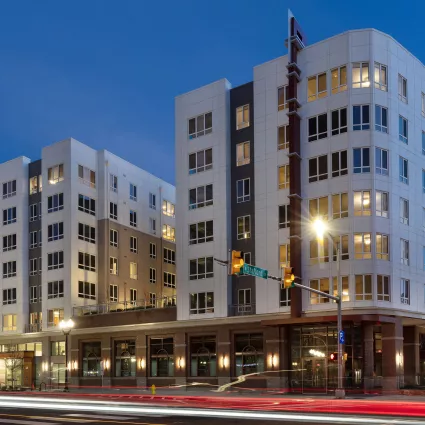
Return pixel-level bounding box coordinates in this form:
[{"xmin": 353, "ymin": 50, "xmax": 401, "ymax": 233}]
[
  {"xmin": 329, "ymin": 352, "xmax": 338, "ymax": 361},
  {"xmin": 282, "ymin": 267, "xmax": 295, "ymax": 288},
  {"xmin": 230, "ymin": 250, "xmax": 244, "ymax": 275}
]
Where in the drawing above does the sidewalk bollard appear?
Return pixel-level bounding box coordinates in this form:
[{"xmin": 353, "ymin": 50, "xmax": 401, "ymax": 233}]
[{"xmin": 151, "ymin": 384, "xmax": 156, "ymax": 395}]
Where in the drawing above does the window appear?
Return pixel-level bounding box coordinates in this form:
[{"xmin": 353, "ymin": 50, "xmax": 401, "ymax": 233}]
[
  {"xmin": 309, "ymin": 196, "xmax": 328, "ymax": 221},
  {"xmin": 189, "ymin": 112, "xmax": 212, "ymax": 138},
  {"xmin": 78, "ymin": 194, "xmax": 96, "ymax": 215},
  {"xmin": 332, "ymin": 193, "xmax": 348, "ymax": 219},
  {"xmin": 399, "ymin": 115, "xmax": 408, "ymax": 144},
  {"xmin": 29, "ymin": 231, "xmax": 38, "ymax": 249},
  {"xmin": 331, "ymin": 107, "xmax": 347, "ymax": 136},
  {"xmin": 130, "ymin": 236, "xmax": 137, "ymax": 253},
  {"xmin": 190, "ymin": 292, "xmax": 214, "ymax": 314},
  {"xmin": 189, "ymin": 184, "xmax": 213, "ymax": 209},
  {"xmin": 423, "ymin": 169, "xmax": 425, "ymax": 193},
  {"xmin": 332, "ymin": 276, "xmax": 349, "ymax": 301},
  {"xmin": 310, "ymin": 278, "xmax": 330, "ymax": 304},
  {"xmin": 3, "ymin": 207, "xmax": 16, "ymax": 225},
  {"xmin": 149, "ymin": 293, "xmax": 156, "ymax": 306},
  {"xmin": 398, "ymin": 156, "xmax": 409, "ymax": 185},
  {"xmin": 2, "ymin": 180, "xmax": 16, "ymax": 199},
  {"xmin": 401, "ymin": 239, "xmax": 409, "ymax": 265},
  {"xmin": 400, "ymin": 198, "xmax": 409, "ymax": 225},
  {"xmin": 401, "ymin": 279, "xmax": 410, "ymax": 305},
  {"xmin": 377, "ymin": 275, "xmax": 390, "ymax": 301},
  {"xmin": 278, "ymin": 205, "xmax": 290, "ymax": 229},
  {"xmin": 354, "ymin": 233, "xmax": 372, "ymax": 259},
  {"xmin": 76, "ymin": 223, "xmax": 95, "ymax": 244},
  {"xmin": 355, "ymin": 275, "xmax": 372, "ymax": 301},
  {"xmin": 331, "ymin": 65, "xmax": 347, "ymax": 93},
  {"xmin": 353, "ymin": 105, "xmax": 370, "ymax": 130},
  {"xmin": 48, "ymin": 281, "xmax": 64, "ymax": 299},
  {"xmin": 189, "ymin": 148, "xmax": 213, "ymax": 174},
  {"xmin": 331, "ymin": 150, "xmax": 348, "ymax": 177},
  {"xmin": 278, "ymin": 85, "xmax": 289, "ymax": 110},
  {"xmin": 82, "ymin": 342, "xmax": 101, "ymax": 376},
  {"xmin": 130, "ymin": 210, "xmax": 137, "ymax": 227},
  {"xmin": 310, "ymin": 238, "xmax": 329, "ymax": 264},
  {"xmin": 39, "ymin": 202, "xmax": 42, "ymax": 218},
  {"xmin": 376, "ymin": 191, "xmax": 389, "ymax": 218},
  {"xmin": 307, "ymin": 73, "xmax": 327, "ymax": 102},
  {"xmin": 48, "ymin": 164, "xmax": 64, "ymax": 184},
  {"xmin": 78, "ymin": 165, "xmax": 96, "ymax": 188},
  {"xmin": 422, "ymin": 93, "xmax": 425, "ymax": 116},
  {"xmin": 190, "ymin": 336, "xmax": 217, "ymax": 377},
  {"xmin": 375, "ymin": 148, "xmax": 388, "ymax": 176},
  {"xmin": 244, "ymin": 252, "xmax": 251, "ymax": 265},
  {"xmin": 280, "ymin": 284, "xmax": 291, "ymax": 307},
  {"xmin": 109, "ymin": 202, "xmax": 117, "ymax": 220},
  {"xmin": 398, "ymin": 74, "xmax": 407, "ymax": 102},
  {"xmin": 3, "ymin": 289, "xmax": 16, "ymax": 305},
  {"xmin": 308, "ymin": 155, "xmax": 328, "ymax": 182},
  {"xmin": 236, "ymin": 178, "xmax": 250, "ymax": 203},
  {"xmin": 48, "ymin": 193, "xmax": 64, "ymax": 213},
  {"xmin": 149, "ymin": 193, "xmax": 156, "ymax": 209},
  {"xmin": 110, "ymin": 257, "xmax": 118, "ymax": 275},
  {"xmin": 278, "ymin": 165, "xmax": 290, "ymax": 189},
  {"xmin": 150, "ymin": 268, "xmax": 156, "ymax": 284},
  {"xmin": 129, "ymin": 183, "xmax": 137, "ymax": 201},
  {"xmin": 39, "ymin": 175, "xmax": 43, "ymax": 192},
  {"xmin": 332, "ymin": 235, "xmax": 349, "ymax": 261},
  {"xmin": 150, "ymin": 337, "xmax": 174, "ymax": 377},
  {"xmin": 375, "ymin": 105, "xmax": 388, "ymax": 133},
  {"xmin": 109, "ymin": 284, "xmax": 118, "ymax": 302},
  {"xmin": 237, "ymin": 215, "xmax": 251, "ymax": 240},
  {"xmin": 352, "ymin": 62, "xmax": 370, "ymax": 88},
  {"xmin": 51, "ymin": 341, "xmax": 66, "ymax": 356},
  {"xmin": 48, "ymin": 251, "xmax": 64, "ymax": 270},
  {"xmin": 164, "ymin": 247, "xmax": 176, "ymax": 264},
  {"xmin": 279, "ymin": 244, "xmax": 290, "ymax": 269},
  {"xmin": 278, "ymin": 126, "xmax": 289, "ymax": 150},
  {"xmin": 130, "ymin": 262, "xmax": 137, "ymax": 280},
  {"xmin": 109, "ymin": 229, "xmax": 118, "ymax": 247},
  {"xmin": 3, "ymin": 314, "xmax": 17, "ymax": 332},
  {"xmin": 162, "ymin": 224, "xmax": 175, "ymax": 242},
  {"xmin": 30, "ymin": 286, "xmax": 37, "ymax": 304},
  {"xmin": 29, "ymin": 258, "xmax": 38, "ymax": 276},
  {"xmin": 39, "ymin": 229, "xmax": 42, "ymax": 247},
  {"xmin": 115, "ymin": 340, "xmax": 136, "ymax": 377},
  {"xmin": 2, "ymin": 261, "xmax": 16, "ymax": 278},
  {"xmin": 374, "ymin": 63, "xmax": 387, "ymax": 91},
  {"xmin": 3, "ymin": 234, "xmax": 16, "ymax": 252},
  {"xmin": 189, "ymin": 257, "xmax": 214, "ymax": 280},
  {"xmin": 162, "ymin": 200, "xmax": 175, "ymax": 217},
  {"xmin": 235, "ymin": 142, "xmax": 251, "ymax": 167},
  {"xmin": 164, "ymin": 272, "xmax": 176, "ymax": 288},
  {"xmin": 354, "ymin": 191, "xmax": 371, "ymax": 216},
  {"xmin": 189, "ymin": 220, "xmax": 214, "ymax": 245},
  {"xmin": 236, "ymin": 104, "xmax": 250, "ymax": 130},
  {"xmin": 376, "ymin": 233, "xmax": 389, "ymax": 260},
  {"xmin": 150, "ymin": 242, "xmax": 156, "ymax": 259},
  {"xmin": 29, "ymin": 204, "xmax": 38, "ymax": 222},
  {"xmin": 110, "ymin": 173, "xmax": 118, "ymax": 192},
  {"xmin": 234, "ymin": 333, "xmax": 264, "ymax": 376},
  {"xmin": 78, "ymin": 252, "xmax": 96, "ymax": 272},
  {"xmin": 48, "ymin": 222, "xmax": 64, "ymax": 242},
  {"xmin": 308, "ymin": 113, "xmax": 327, "ymax": 141},
  {"xmin": 353, "ymin": 148, "xmax": 370, "ymax": 173},
  {"xmin": 149, "ymin": 218, "xmax": 156, "ymax": 234}
]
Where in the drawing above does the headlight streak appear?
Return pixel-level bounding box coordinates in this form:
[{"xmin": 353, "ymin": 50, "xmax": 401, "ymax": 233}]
[{"xmin": 0, "ymin": 398, "xmax": 422, "ymax": 425}]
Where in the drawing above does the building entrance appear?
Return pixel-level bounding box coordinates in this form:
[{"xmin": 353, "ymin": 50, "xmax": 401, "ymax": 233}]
[{"xmin": 302, "ymin": 357, "xmax": 327, "ymax": 392}]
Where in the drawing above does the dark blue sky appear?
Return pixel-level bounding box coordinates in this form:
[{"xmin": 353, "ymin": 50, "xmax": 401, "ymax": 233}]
[{"xmin": 0, "ymin": 0, "xmax": 423, "ymax": 184}]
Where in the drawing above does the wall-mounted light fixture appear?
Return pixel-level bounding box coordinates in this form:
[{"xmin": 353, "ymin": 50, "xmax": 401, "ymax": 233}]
[
  {"xmin": 220, "ymin": 355, "xmax": 229, "ymax": 369},
  {"xmin": 177, "ymin": 357, "xmax": 185, "ymax": 369},
  {"xmin": 42, "ymin": 361, "xmax": 49, "ymax": 372},
  {"xmin": 103, "ymin": 359, "xmax": 110, "ymax": 371},
  {"xmin": 72, "ymin": 360, "xmax": 78, "ymax": 371},
  {"xmin": 139, "ymin": 358, "xmax": 146, "ymax": 370}
]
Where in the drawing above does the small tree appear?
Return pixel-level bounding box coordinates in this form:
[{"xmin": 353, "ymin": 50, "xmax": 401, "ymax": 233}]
[{"xmin": 4, "ymin": 344, "xmax": 23, "ymax": 390}]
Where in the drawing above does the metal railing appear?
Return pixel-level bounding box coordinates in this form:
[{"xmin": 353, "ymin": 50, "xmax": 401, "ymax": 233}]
[
  {"xmin": 24, "ymin": 323, "xmax": 42, "ymax": 333},
  {"xmin": 229, "ymin": 303, "xmax": 256, "ymax": 316},
  {"xmin": 73, "ymin": 296, "xmax": 177, "ymax": 317}
]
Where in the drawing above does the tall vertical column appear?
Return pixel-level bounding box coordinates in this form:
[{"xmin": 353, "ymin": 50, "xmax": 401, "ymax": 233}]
[
  {"xmin": 136, "ymin": 332, "xmax": 147, "ymax": 388},
  {"xmin": 382, "ymin": 318, "xmax": 404, "ymax": 391},
  {"xmin": 362, "ymin": 323, "xmax": 375, "ymax": 390},
  {"xmin": 69, "ymin": 334, "xmax": 79, "ymax": 388},
  {"xmin": 403, "ymin": 326, "xmax": 419, "ymax": 386},
  {"xmin": 217, "ymin": 328, "xmax": 231, "ymax": 386},
  {"xmin": 174, "ymin": 332, "xmax": 187, "ymax": 387},
  {"xmin": 265, "ymin": 327, "xmax": 280, "ymax": 389}
]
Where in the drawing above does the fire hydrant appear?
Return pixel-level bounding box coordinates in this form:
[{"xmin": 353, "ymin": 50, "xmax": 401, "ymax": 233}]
[{"xmin": 151, "ymin": 384, "xmax": 156, "ymax": 395}]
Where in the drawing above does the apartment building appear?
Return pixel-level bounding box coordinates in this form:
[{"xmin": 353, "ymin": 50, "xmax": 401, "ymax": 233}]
[{"xmin": 0, "ymin": 138, "xmax": 176, "ymax": 387}]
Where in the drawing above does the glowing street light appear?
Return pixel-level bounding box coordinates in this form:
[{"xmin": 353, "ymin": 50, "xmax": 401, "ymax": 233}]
[{"xmin": 59, "ymin": 319, "xmax": 75, "ymax": 392}]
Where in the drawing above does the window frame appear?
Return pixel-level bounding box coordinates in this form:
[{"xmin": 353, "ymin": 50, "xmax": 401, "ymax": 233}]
[
  {"xmin": 308, "ymin": 113, "xmax": 328, "ymax": 141},
  {"xmin": 189, "ymin": 257, "xmax": 214, "ymax": 280},
  {"xmin": 48, "ymin": 193, "xmax": 64, "ymax": 213},
  {"xmin": 278, "ymin": 204, "xmax": 290, "ymax": 229},
  {"xmin": 236, "ymin": 178, "xmax": 250, "ymax": 203},
  {"xmin": 400, "ymin": 239, "xmax": 409, "ymax": 265},
  {"xmin": 278, "ymin": 165, "xmax": 290, "ymax": 189},
  {"xmin": 47, "ymin": 280, "xmax": 64, "ymax": 299},
  {"xmin": 352, "ymin": 62, "xmax": 370, "ymax": 88},
  {"xmin": 307, "ymin": 72, "xmax": 327, "ymax": 102},
  {"xmin": 375, "ymin": 105, "xmax": 388, "ymax": 133},
  {"xmin": 377, "ymin": 275, "xmax": 390, "ymax": 302},
  {"xmin": 236, "ymin": 104, "xmax": 250, "ymax": 130},
  {"xmin": 353, "ymin": 105, "xmax": 370, "ymax": 131},
  {"xmin": 331, "ymin": 150, "xmax": 348, "ymax": 177},
  {"xmin": 188, "ymin": 112, "xmax": 212, "ymax": 138},
  {"xmin": 374, "ymin": 62, "xmax": 387, "ymax": 91},
  {"xmin": 48, "ymin": 222, "xmax": 64, "ymax": 242},
  {"xmin": 78, "ymin": 194, "xmax": 96, "ymax": 216},
  {"xmin": 401, "ymin": 278, "xmax": 410, "ymax": 305},
  {"xmin": 190, "ymin": 292, "xmax": 214, "ymax": 314},
  {"xmin": 354, "ymin": 233, "xmax": 372, "ymax": 259},
  {"xmin": 331, "ymin": 65, "xmax": 347, "ymax": 94},
  {"xmin": 189, "ymin": 148, "xmax": 213, "ymax": 174},
  {"xmin": 278, "ymin": 85, "xmax": 289, "ymax": 110},
  {"xmin": 189, "ymin": 220, "xmax": 214, "ymax": 245},
  {"xmin": 376, "ymin": 191, "xmax": 389, "ymax": 218},
  {"xmin": 308, "ymin": 155, "xmax": 328, "ymax": 183},
  {"xmin": 355, "ymin": 274, "xmax": 373, "ymax": 301},
  {"xmin": 109, "ymin": 202, "xmax": 118, "ymax": 220},
  {"xmin": 375, "ymin": 147, "xmax": 389, "ymax": 176},
  {"xmin": 398, "ymin": 74, "xmax": 408, "ymax": 103},
  {"xmin": 332, "ymin": 192, "xmax": 348, "ymax": 219},
  {"xmin": 47, "ymin": 251, "xmax": 64, "ymax": 270},
  {"xmin": 48, "ymin": 164, "xmax": 64, "ymax": 185},
  {"xmin": 164, "ymin": 271, "xmax": 176, "ymax": 288},
  {"xmin": 398, "ymin": 115, "xmax": 408, "ymax": 144},
  {"xmin": 78, "ymin": 165, "xmax": 96, "ymax": 189},
  {"xmin": 78, "ymin": 252, "xmax": 96, "ymax": 272},
  {"xmin": 353, "ymin": 190, "xmax": 371, "ymax": 217},
  {"xmin": 399, "ymin": 156, "xmax": 408, "ymax": 184},
  {"xmin": 376, "ymin": 233, "xmax": 389, "ymax": 260},
  {"xmin": 109, "ymin": 229, "xmax": 118, "ymax": 247},
  {"xmin": 331, "ymin": 107, "xmax": 348, "ymax": 136},
  {"xmin": 237, "ymin": 215, "xmax": 251, "ymax": 240},
  {"xmin": 353, "ymin": 147, "xmax": 370, "ymax": 174}
]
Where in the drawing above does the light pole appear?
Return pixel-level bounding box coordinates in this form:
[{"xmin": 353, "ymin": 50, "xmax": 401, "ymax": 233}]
[
  {"xmin": 59, "ymin": 318, "xmax": 75, "ymax": 392},
  {"xmin": 313, "ymin": 219, "xmax": 345, "ymax": 399}
]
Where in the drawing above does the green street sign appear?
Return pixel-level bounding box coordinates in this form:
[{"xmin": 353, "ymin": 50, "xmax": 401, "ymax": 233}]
[{"xmin": 242, "ymin": 263, "xmax": 268, "ymax": 279}]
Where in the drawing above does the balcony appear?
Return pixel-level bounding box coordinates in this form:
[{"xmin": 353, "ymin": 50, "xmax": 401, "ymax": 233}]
[
  {"xmin": 229, "ymin": 304, "xmax": 256, "ymax": 317},
  {"xmin": 25, "ymin": 323, "xmax": 42, "ymax": 333}
]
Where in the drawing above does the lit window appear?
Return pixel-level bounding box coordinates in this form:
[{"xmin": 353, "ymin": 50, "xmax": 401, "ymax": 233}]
[
  {"xmin": 237, "ymin": 216, "xmax": 251, "ymax": 240},
  {"xmin": 162, "ymin": 200, "xmax": 175, "ymax": 217},
  {"xmin": 374, "ymin": 63, "xmax": 387, "ymax": 91},
  {"xmin": 332, "ymin": 276, "xmax": 349, "ymax": 302},
  {"xmin": 355, "ymin": 275, "xmax": 372, "ymax": 301},
  {"xmin": 376, "ymin": 191, "xmax": 389, "ymax": 218},
  {"xmin": 352, "ymin": 62, "xmax": 370, "ymax": 88},
  {"xmin": 309, "ymin": 196, "xmax": 328, "ymax": 221},
  {"xmin": 332, "ymin": 193, "xmax": 348, "ymax": 219},
  {"xmin": 307, "ymin": 72, "xmax": 327, "ymax": 102},
  {"xmin": 48, "ymin": 164, "xmax": 64, "ymax": 185},
  {"xmin": 29, "ymin": 176, "xmax": 38, "ymax": 195},
  {"xmin": 354, "ymin": 233, "xmax": 372, "ymax": 259},
  {"xmin": 236, "ymin": 104, "xmax": 250, "ymax": 130},
  {"xmin": 376, "ymin": 233, "xmax": 389, "ymax": 261},
  {"xmin": 163, "ymin": 224, "xmax": 175, "ymax": 242},
  {"xmin": 353, "ymin": 191, "xmax": 371, "ymax": 216},
  {"xmin": 278, "ymin": 85, "xmax": 289, "ymax": 110},
  {"xmin": 310, "ymin": 238, "xmax": 329, "ymax": 264},
  {"xmin": 310, "ymin": 278, "xmax": 330, "ymax": 304},
  {"xmin": 278, "ymin": 165, "xmax": 290, "ymax": 189},
  {"xmin": 331, "ymin": 65, "xmax": 347, "ymax": 94},
  {"xmin": 130, "ymin": 262, "xmax": 138, "ymax": 280},
  {"xmin": 110, "ymin": 257, "xmax": 118, "ymax": 275},
  {"xmin": 332, "ymin": 235, "xmax": 349, "ymax": 261},
  {"xmin": 279, "ymin": 244, "xmax": 290, "ymax": 269},
  {"xmin": 237, "ymin": 142, "xmax": 250, "ymax": 165}
]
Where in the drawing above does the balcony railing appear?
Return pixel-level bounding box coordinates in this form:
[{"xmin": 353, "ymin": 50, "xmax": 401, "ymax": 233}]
[
  {"xmin": 73, "ymin": 296, "xmax": 177, "ymax": 317},
  {"xmin": 229, "ymin": 303, "xmax": 256, "ymax": 317},
  {"xmin": 25, "ymin": 323, "xmax": 42, "ymax": 333}
]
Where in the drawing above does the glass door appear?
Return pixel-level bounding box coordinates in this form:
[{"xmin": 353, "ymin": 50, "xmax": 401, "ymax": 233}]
[{"xmin": 302, "ymin": 357, "xmax": 327, "ymax": 393}]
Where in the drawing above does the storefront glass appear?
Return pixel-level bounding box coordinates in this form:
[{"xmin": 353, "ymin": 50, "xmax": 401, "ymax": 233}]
[
  {"xmin": 235, "ymin": 333, "xmax": 264, "ymax": 376},
  {"xmin": 190, "ymin": 336, "xmax": 216, "ymax": 377},
  {"xmin": 150, "ymin": 337, "xmax": 174, "ymax": 377},
  {"xmin": 82, "ymin": 342, "xmax": 101, "ymax": 377},
  {"xmin": 115, "ymin": 340, "xmax": 136, "ymax": 377}
]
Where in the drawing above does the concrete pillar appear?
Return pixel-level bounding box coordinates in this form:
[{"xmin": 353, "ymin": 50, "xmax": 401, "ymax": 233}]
[
  {"xmin": 174, "ymin": 332, "xmax": 186, "ymax": 386},
  {"xmin": 69, "ymin": 334, "xmax": 80, "ymax": 388},
  {"xmin": 100, "ymin": 334, "xmax": 112, "ymax": 386},
  {"xmin": 382, "ymin": 318, "xmax": 404, "ymax": 391},
  {"xmin": 403, "ymin": 326, "xmax": 420, "ymax": 386},
  {"xmin": 362, "ymin": 323, "xmax": 374, "ymax": 390},
  {"xmin": 217, "ymin": 328, "xmax": 231, "ymax": 387},
  {"xmin": 136, "ymin": 332, "xmax": 147, "ymax": 388},
  {"xmin": 264, "ymin": 327, "xmax": 281, "ymax": 389}
]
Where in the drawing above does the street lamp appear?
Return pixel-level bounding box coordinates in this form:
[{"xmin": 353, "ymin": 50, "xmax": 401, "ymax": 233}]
[
  {"xmin": 312, "ymin": 219, "xmax": 345, "ymax": 399},
  {"xmin": 59, "ymin": 318, "xmax": 74, "ymax": 392}
]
